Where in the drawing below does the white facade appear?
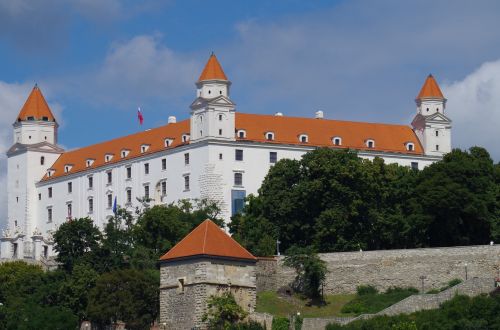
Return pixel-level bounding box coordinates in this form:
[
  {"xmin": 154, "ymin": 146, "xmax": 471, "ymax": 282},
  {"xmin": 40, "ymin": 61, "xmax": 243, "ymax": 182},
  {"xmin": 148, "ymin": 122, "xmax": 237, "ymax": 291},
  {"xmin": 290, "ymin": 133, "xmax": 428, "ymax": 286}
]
[{"xmin": 1, "ymin": 58, "xmax": 451, "ymax": 261}]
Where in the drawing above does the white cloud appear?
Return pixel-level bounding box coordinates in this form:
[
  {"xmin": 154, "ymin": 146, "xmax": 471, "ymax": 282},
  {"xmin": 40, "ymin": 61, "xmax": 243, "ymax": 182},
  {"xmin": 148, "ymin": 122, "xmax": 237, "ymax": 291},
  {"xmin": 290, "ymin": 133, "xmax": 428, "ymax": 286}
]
[
  {"xmin": 443, "ymin": 60, "xmax": 500, "ymax": 160},
  {"xmin": 0, "ymin": 82, "xmax": 63, "ymax": 231}
]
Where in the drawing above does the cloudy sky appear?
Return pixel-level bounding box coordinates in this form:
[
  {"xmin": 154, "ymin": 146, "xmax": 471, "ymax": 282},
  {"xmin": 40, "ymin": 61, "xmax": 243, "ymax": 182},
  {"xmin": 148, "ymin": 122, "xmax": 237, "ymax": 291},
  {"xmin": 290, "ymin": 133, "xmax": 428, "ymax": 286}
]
[{"xmin": 1, "ymin": 0, "xmax": 499, "ymax": 228}]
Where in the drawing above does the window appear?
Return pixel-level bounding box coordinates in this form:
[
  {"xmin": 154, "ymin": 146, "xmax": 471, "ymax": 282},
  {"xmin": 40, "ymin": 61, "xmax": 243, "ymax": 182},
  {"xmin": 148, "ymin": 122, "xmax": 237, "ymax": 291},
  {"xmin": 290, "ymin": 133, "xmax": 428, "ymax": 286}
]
[
  {"xmin": 107, "ymin": 171, "xmax": 112, "ymax": 184},
  {"xmin": 48, "ymin": 187, "xmax": 52, "ymax": 198},
  {"xmin": 333, "ymin": 137, "xmax": 342, "ymax": 146},
  {"xmin": 64, "ymin": 165, "xmax": 72, "ymax": 173},
  {"xmin": 126, "ymin": 166, "xmax": 132, "ymax": 179},
  {"xmin": 121, "ymin": 149, "xmax": 130, "ymax": 158},
  {"xmin": 88, "ymin": 176, "xmax": 93, "ymax": 189},
  {"xmin": 67, "ymin": 182, "xmax": 72, "ymax": 194},
  {"xmin": 42, "ymin": 116, "xmax": 48, "ymax": 121},
  {"xmin": 67, "ymin": 203, "xmax": 72, "ymax": 219},
  {"xmin": 219, "ymin": 114, "xmax": 223, "ymax": 121},
  {"xmin": 178, "ymin": 278, "xmax": 185, "ymax": 293},
  {"xmin": 219, "ymin": 129, "xmax": 222, "ymax": 135},
  {"xmin": 164, "ymin": 138, "xmax": 173, "ymax": 147},
  {"xmin": 435, "ymin": 130, "xmax": 439, "ymax": 137},
  {"xmin": 231, "ymin": 190, "xmax": 246, "ymax": 216},
  {"xmin": 184, "ymin": 176, "xmax": 190, "ymax": 191},
  {"xmin": 266, "ymin": 132, "xmax": 275, "ymax": 141},
  {"xmin": 38, "ymin": 193, "xmax": 41, "ymax": 201},
  {"xmin": 406, "ymin": 143, "xmax": 415, "ymax": 151},
  {"xmin": 366, "ymin": 139, "xmax": 375, "ymax": 148},
  {"xmin": 235, "ymin": 149, "xmax": 243, "ymax": 161},
  {"xmin": 107, "ymin": 194, "xmax": 113, "ymax": 208},
  {"xmin": 411, "ymin": 162, "xmax": 419, "ymax": 170},
  {"xmin": 126, "ymin": 189, "xmax": 132, "ymax": 204},
  {"xmin": 88, "ymin": 198, "xmax": 94, "ymax": 213},
  {"xmin": 237, "ymin": 130, "xmax": 246, "ymax": 138},
  {"xmin": 234, "ymin": 172, "xmax": 243, "ymax": 186},
  {"xmin": 86, "ymin": 159, "xmax": 94, "ymax": 167},
  {"xmin": 144, "ymin": 163, "xmax": 150, "ymax": 175},
  {"xmin": 43, "ymin": 246, "xmax": 48, "ymax": 258},
  {"xmin": 162, "ymin": 158, "xmax": 167, "ymax": 170},
  {"xmin": 47, "ymin": 208, "xmax": 52, "ymax": 223},
  {"xmin": 436, "ymin": 144, "xmax": 439, "ymax": 151},
  {"xmin": 299, "ymin": 134, "xmax": 308, "ymax": 143},
  {"xmin": 144, "ymin": 185, "xmax": 150, "ymax": 200},
  {"xmin": 184, "ymin": 153, "xmax": 190, "ymax": 165},
  {"xmin": 141, "ymin": 144, "xmax": 150, "ymax": 153},
  {"xmin": 161, "ymin": 181, "xmax": 167, "ymax": 196},
  {"xmin": 219, "ymin": 153, "xmax": 223, "ymax": 160},
  {"xmin": 40, "ymin": 156, "xmax": 45, "ymax": 165},
  {"xmin": 182, "ymin": 134, "xmax": 189, "ymax": 142},
  {"xmin": 105, "ymin": 154, "xmax": 113, "ymax": 162},
  {"xmin": 270, "ymin": 152, "xmax": 277, "ymax": 164}
]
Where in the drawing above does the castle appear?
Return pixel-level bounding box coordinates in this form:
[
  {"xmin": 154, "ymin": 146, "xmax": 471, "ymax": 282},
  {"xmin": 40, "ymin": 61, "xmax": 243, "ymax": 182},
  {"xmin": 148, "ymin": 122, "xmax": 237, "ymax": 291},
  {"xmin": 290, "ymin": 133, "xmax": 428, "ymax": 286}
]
[{"xmin": 0, "ymin": 54, "xmax": 452, "ymax": 260}]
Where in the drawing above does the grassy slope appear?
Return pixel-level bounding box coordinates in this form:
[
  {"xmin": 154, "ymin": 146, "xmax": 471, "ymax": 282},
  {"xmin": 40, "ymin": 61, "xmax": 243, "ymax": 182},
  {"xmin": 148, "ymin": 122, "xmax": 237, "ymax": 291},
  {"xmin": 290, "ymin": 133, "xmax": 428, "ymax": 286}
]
[{"xmin": 255, "ymin": 291, "xmax": 355, "ymax": 318}]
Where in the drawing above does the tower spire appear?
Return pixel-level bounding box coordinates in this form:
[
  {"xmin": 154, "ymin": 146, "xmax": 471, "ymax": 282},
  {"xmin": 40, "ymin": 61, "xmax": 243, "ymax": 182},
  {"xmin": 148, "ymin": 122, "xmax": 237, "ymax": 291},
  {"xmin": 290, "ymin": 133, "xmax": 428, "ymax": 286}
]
[
  {"xmin": 416, "ymin": 74, "xmax": 445, "ymax": 100},
  {"xmin": 16, "ymin": 85, "xmax": 56, "ymax": 122},
  {"xmin": 198, "ymin": 53, "xmax": 228, "ymax": 81}
]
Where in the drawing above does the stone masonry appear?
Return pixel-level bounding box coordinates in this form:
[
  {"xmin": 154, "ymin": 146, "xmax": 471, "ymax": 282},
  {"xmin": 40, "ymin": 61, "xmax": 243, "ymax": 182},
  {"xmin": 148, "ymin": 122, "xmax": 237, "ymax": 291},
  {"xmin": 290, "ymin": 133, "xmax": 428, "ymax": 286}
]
[{"xmin": 256, "ymin": 244, "xmax": 500, "ymax": 294}]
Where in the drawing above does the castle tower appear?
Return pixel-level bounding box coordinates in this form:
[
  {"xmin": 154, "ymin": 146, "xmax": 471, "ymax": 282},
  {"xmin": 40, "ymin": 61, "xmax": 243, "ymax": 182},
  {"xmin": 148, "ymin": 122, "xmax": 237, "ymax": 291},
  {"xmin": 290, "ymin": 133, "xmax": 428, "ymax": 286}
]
[
  {"xmin": 190, "ymin": 53, "xmax": 236, "ymax": 142},
  {"xmin": 159, "ymin": 219, "xmax": 257, "ymax": 330},
  {"xmin": 411, "ymin": 75, "xmax": 452, "ymax": 157},
  {"xmin": 1, "ymin": 86, "xmax": 64, "ymax": 260}
]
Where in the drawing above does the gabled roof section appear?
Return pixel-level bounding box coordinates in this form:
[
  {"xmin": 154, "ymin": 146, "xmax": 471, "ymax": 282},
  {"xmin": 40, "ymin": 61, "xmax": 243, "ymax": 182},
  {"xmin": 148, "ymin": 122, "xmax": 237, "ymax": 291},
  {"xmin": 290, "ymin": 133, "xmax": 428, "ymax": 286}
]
[
  {"xmin": 416, "ymin": 74, "xmax": 445, "ymax": 99},
  {"xmin": 160, "ymin": 219, "xmax": 256, "ymax": 262},
  {"xmin": 17, "ymin": 85, "xmax": 57, "ymax": 122},
  {"xmin": 40, "ymin": 119, "xmax": 190, "ymax": 182},
  {"xmin": 235, "ymin": 113, "xmax": 424, "ymax": 155},
  {"xmin": 198, "ymin": 53, "xmax": 228, "ymax": 81}
]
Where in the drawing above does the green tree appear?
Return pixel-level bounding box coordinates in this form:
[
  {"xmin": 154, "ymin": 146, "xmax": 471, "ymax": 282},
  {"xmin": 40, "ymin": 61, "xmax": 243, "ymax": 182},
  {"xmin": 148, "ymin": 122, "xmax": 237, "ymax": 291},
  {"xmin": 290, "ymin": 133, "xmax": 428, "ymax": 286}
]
[
  {"xmin": 202, "ymin": 292, "xmax": 248, "ymax": 329},
  {"xmin": 283, "ymin": 246, "xmax": 327, "ymax": 300},
  {"xmin": 87, "ymin": 268, "xmax": 159, "ymax": 330},
  {"xmin": 53, "ymin": 217, "xmax": 102, "ymax": 271}
]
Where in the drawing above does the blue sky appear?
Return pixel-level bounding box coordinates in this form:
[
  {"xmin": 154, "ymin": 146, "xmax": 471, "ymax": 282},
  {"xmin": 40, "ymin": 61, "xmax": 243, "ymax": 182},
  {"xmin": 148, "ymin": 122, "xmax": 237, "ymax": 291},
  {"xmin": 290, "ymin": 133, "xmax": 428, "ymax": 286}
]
[{"xmin": 1, "ymin": 0, "xmax": 500, "ymax": 225}]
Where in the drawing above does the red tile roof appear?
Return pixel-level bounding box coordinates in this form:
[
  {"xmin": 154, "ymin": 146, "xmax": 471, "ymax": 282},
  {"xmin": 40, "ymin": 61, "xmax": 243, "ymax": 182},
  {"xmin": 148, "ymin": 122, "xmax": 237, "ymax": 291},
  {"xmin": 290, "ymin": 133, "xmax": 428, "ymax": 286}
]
[
  {"xmin": 160, "ymin": 219, "xmax": 256, "ymax": 262},
  {"xmin": 17, "ymin": 85, "xmax": 57, "ymax": 122},
  {"xmin": 198, "ymin": 53, "xmax": 228, "ymax": 81},
  {"xmin": 416, "ymin": 74, "xmax": 444, "ymax": 99},
  {"xmin": 40, "ymin": 113, "xmax": 423, "ymax": 182}
]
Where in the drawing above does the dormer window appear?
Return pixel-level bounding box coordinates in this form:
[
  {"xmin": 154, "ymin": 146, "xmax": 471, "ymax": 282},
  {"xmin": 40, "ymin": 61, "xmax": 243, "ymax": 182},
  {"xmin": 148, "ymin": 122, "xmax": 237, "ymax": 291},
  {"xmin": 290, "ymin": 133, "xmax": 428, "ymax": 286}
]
[
  {"xmin": 27, "ymin": 116, "xmax": 34, "ymax": 121},
  {"xmin": 121, "ymin": 149, "xmax": 130, "ymax": 158},
  {"xmin": 332, "ymin": 137, "xmax": 342, "ymax": 146},
  {"xmin": 105, "ymin": 154, "xmax": 114, "ymax": 162},
  {"xmin": 366, "ymin": 139, "xmax": 375, "ymax": 148},
  {"xmin": 182, "ymin": 134, "xmax": 190, "ymax": 143},
  {"xmin": 299, "ymin": 134, "xmax": 309, "ymax": 143},
  {"xmin": 42, "ymin": 116, "xmax": 49, "ymax": 121},
  {"xmin": 86, "ymin": 159, "xmax": 95, "ymax": 168},
  {"xmin": 64, "ymin": 165, "xmax": 73, "ymax": 173},
  {"xmin": 141, "ymin": 144, "xmax": 150, "ymax": 153},
  {"xmin": 47, "ymin": 169, "xmax": 55, "ymax": 177},
  {"xmin": 237, "ymin": 130, "xmax": 246, "ymax": 138},
  {"xmin": 164, "ymin": 138, "xmax": 174, "ymax": 147},
  {"xmin": 405, "ymin": 142, "xmax": 415, "ymax": 151},
  {"xmin": 265, "ymin": 132, "xmax": 275, "ymax": 141}
]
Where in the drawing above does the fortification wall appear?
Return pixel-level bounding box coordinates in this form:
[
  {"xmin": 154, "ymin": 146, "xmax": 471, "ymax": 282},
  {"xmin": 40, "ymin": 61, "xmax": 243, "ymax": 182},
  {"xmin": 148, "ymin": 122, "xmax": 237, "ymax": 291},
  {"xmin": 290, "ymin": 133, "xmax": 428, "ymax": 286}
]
[{"xmin": 256, "ymin": 244, "xmax": 500, "ymax": 294}]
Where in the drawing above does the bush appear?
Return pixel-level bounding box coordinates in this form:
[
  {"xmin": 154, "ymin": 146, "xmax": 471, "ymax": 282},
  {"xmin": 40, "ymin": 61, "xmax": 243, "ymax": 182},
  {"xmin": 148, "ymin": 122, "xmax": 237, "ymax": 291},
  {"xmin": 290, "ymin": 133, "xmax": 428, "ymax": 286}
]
[
  {"xmin": 202, "ymin": 292, "xmax": 248, "ymax": 329},
  {"xmin": 272, "ymin": 317, "xmax": 290, "ymax": 330},
  {"xmin": 356, "ymin": 285, "xmax": 378, "ymax": 296},
  {"xmin": 229, "ymin": 321, "xmax": 266, "ymax": 330}
]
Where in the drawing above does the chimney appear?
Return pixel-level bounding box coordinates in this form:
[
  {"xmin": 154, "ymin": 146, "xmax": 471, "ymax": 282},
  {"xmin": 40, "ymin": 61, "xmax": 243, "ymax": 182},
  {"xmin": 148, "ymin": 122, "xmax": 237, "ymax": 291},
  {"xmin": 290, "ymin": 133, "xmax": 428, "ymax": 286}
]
[
  {"xmin": 275, "ymin": 112, "xmax": 283, "ymax": 117},
  {"xmin": 315, "ymin": 110, "xmax": 324, "ymax": 119},
  {"xmin": 168, "ymin": 116, "xmax": 177, "ymax": 124}
]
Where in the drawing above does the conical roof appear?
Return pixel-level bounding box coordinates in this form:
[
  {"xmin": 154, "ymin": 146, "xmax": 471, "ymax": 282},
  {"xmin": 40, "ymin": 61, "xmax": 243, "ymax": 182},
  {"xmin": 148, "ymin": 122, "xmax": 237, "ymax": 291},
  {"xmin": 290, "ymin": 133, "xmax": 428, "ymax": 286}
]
[
  {"xmin": 416, "ymin": 74, "xmax": 444, "ymax": 99},
  {"xmin": 17, "ymin": 85, "xmax": 56, "ymax": 122},
  {"xmin": 198, "ymin": 53, "xmax": 228, "ymax": 81},
  {"xmin": 160, "ymin": 219, "xmax": 256, "ymax": 262}
]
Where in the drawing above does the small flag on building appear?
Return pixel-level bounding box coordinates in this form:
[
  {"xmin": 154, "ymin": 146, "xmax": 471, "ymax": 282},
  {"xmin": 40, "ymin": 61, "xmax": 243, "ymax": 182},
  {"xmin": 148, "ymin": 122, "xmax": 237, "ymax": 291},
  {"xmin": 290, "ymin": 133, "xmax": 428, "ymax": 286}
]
[
  {"xmin": 112, "ymin": 196, "xmax": 117, "ymax": 215},
  {"xmin": 137, "ymin": 107, "xmax": 144, "ymax": 125}
]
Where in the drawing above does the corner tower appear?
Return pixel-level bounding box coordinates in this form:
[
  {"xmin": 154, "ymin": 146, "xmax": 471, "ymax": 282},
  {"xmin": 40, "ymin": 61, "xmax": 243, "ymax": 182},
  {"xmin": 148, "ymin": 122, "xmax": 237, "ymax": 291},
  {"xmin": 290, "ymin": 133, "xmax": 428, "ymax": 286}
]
[
  {"xmin": 411, "ymin": 75, "xmax": 452, "ymax": 157},
  {"xmin": 190, "ymin": 53, "xmax": 236, "ymax": 142},
  {"xmin": 2, "ymin": 86, "xmax": 63, "ymax": 260}
]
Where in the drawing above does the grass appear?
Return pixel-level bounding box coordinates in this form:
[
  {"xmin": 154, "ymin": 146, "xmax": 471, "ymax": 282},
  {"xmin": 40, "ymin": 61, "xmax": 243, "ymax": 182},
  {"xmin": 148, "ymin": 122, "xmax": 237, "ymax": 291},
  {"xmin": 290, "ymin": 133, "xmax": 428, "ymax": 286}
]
[
  {"xmin": 255, "ymin": 291, "xmax": 355, "ymax": 318},
  {"xmin": 340, "ymin": 286, "xmax": 418, "ymax": 315}
]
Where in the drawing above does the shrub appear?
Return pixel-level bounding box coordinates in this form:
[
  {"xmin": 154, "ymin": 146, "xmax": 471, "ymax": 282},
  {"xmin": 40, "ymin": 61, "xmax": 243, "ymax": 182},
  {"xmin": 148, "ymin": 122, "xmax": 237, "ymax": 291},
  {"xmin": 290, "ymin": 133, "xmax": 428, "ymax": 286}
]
[
  {"xmin": 356, "ymin": 285, "xmax": 378, "ymax": 296},
  {"xmin": 203, "ymin": 292, "xmax": 248, "ymax": 329},
  {"xmin": 272, "ymin": 317, "xmax": 290, "ymax": 330},
  {"xmin": 229, "ymin": 321, "xmax": 266, "ymax": 330}
]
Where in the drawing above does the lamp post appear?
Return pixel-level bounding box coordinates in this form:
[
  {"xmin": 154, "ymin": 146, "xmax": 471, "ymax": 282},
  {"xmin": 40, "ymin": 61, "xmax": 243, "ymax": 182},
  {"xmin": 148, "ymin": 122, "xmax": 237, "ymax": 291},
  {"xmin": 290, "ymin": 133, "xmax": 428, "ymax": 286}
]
[
  {"xmin": 419, "ymin": 275, "xmax": 426, "ymax": 294},
  {"xmin": 276, "ymin": 239, "xmax": 281, "ymax": 256}
]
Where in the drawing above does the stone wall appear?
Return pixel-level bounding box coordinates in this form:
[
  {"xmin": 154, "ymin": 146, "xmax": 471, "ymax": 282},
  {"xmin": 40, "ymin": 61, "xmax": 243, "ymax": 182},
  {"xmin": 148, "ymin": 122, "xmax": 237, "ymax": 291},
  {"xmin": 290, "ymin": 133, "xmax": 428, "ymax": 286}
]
[
  {"xmin": 259, "ymin": 244, "xmax": 500, "ymax": 294},
  {"xmin": 255, "ymin": 257, "xmax": 278, "ymax": 292}
]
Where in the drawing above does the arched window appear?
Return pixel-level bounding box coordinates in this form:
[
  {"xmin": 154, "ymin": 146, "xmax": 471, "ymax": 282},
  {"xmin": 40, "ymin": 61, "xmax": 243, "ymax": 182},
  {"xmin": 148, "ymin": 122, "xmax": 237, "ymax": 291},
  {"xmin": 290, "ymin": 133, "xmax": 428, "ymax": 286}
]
[
  {"xmin": 332, "ymin": 137, "xmax": 342, "ymax": 146},
  {"xmin": 406, "ymin": 142, "xmax": 415, "ymax": 151},
  {"xmin": 182, "ymin": 134, "xmax": 190, "ymax": 143},
  {"xmin": 265, "ymin": 132, "xmax": 275, "ymax": 141},
  {"xmin": 237, "ymin": 130, "xmax": 246, "ymax": 138},
  {"xmin": 299, "ymin": 134, "xmax": 308, "ymax": 143},
  {"xmin": 366, "ymin": 139, "xmax": 375, "ymax": 148}
]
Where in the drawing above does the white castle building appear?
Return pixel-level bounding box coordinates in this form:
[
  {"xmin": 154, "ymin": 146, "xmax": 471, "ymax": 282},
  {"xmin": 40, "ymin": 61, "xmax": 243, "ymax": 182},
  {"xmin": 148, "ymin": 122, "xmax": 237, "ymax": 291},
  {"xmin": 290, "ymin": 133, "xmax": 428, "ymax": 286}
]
[{"xmin": 1, "ymin": 54, "xmax": 452, "ymax": 260}]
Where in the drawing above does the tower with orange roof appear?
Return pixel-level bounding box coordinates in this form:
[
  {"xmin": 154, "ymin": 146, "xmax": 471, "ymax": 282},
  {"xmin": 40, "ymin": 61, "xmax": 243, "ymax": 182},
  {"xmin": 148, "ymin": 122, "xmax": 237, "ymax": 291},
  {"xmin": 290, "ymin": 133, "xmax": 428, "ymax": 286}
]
[
  {"xmin": 1, "ymin": 85, "xmax": 64, "ymax": 260},
  {"xmin": 411, "ymin": 74, "xmax": 452, "ymax": 157}
]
